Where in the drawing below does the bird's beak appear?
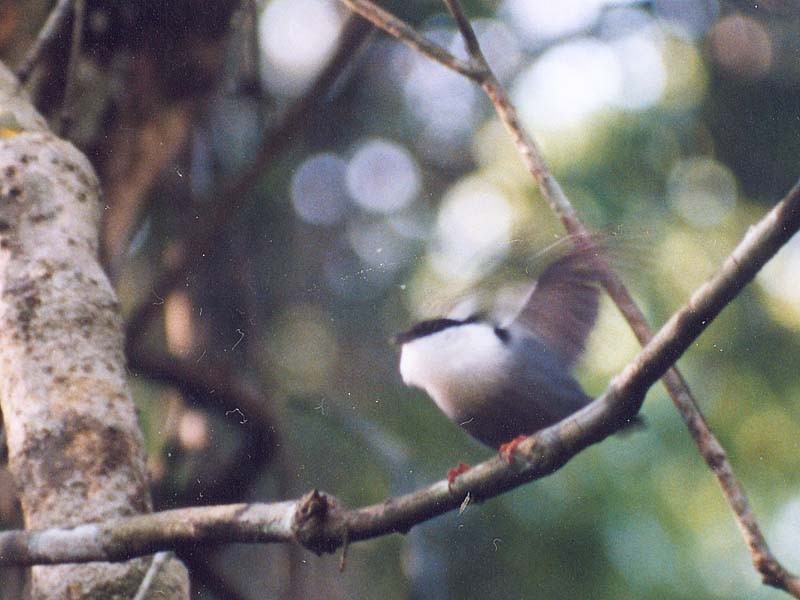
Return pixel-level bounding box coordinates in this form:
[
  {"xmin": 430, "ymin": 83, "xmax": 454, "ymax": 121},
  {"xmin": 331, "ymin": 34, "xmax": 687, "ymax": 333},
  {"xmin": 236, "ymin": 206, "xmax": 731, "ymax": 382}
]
[{"xmin": 391, "ymin": 327, "xmax": 415, "ymax": 346}]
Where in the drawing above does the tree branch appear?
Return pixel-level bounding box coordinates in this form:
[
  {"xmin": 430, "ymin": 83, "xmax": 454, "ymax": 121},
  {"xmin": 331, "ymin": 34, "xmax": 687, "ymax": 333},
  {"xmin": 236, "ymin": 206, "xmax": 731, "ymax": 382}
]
[
  {"xmin": 56, "ymin": 0, "xmax": 84, "ymax": 135},
  {"xmin": 0, "ymin": 61, "xmax": 189, "ymax": 597},
  {"xmin": 339, "ymin": 0, "xmax": 480, "ymax": 78},
  {"xmin": 1, "ymin": 179, "xmax": 798, "ymax": 573},
  {"xmin": 337, "ymin": 0, "xmax": 800, "ymax": 595},
  {"xmin": 14, "ymin": 0, "xmax": 73, "ymax": 85}
]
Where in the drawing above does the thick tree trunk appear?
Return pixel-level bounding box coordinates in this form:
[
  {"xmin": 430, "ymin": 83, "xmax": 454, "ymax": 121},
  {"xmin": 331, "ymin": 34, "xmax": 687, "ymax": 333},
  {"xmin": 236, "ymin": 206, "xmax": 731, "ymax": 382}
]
[{"xmin": 0, "ymin": 63, "xmax": 188, "ymax": 599}]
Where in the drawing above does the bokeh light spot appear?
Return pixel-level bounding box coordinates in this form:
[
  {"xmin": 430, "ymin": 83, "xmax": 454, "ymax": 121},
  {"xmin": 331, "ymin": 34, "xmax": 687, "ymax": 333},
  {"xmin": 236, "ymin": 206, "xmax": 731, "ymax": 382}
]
[
  {"xmin": 709, "ymin": 14, "xmax": 773, "ymax": 79},
  {"xmin": 266, "ymin": 304, "xmax": 338, "ymax": 393},
  {"xmin": 668, "ymin": 157, "xmax": 737, "ymax": 228},
  {"xmin": 259, "ymin": 0, "xmax": 343, "ymax": 96},
  {"xmin": 290, "ymin": 153, "xmax": 349, "ymax": 226},
  {"xmin": 469, "ymin": 19, "xmax": 523, "ymax": 82},
  {"xmin": 178, "ymin": 409, "xmax": 210, "ymax": 451},
  {"xmin": 346, "ymin": 138, "xmax": 421, "ymax": 214},
  {"xmin": 758, "ymin": 232, "xmax": 800, "ymax": 329},
  {"xmin": 347, "ymin": 220, "xmax": 413, "ymax": 271},
  {"xmin": 500, "ymin": 0, "xmax": 605, "ymax": 44},
  {"xmin": 431, "ymin": 177, "xmax": 514, "ymax": 281},
  {"xmin": 402, "ymin": 46, "xmax": 478, "ymax": 167},
  {"xmin": 652, "ymin": 0, "xmax": 719, "ymax": 39},
  {"xmin": 165, "ymin": 290, "xmax": 194, "ymax": 357},
  {"xmin": 514, "ymin": 38, "xmax": 622, "ymax": 132},
  {"xmin": 661, "ymin": 37, "xmax": 707, "ymax": 110},
  {"xmin": 609, "ymin": 30, "xmax": 667, "ymax": 110}
]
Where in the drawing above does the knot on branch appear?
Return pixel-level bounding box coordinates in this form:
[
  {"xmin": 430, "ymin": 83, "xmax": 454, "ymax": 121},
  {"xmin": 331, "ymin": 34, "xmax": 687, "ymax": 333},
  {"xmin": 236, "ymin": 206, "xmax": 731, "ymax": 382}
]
[
  {"xmin": 291, "ymin": 489, "xmax": 346, "ymax": 555},
  {"xmin": 756, "ymin": 554, "xmax": 789, "ymax": 589}
]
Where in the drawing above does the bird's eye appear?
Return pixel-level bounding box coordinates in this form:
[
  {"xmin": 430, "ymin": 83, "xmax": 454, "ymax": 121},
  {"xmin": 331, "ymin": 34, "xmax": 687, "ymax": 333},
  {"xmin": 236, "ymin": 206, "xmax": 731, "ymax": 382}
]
[{"xmin": 493, "ymin": 326, "xmax": 510, "ymax": 343}]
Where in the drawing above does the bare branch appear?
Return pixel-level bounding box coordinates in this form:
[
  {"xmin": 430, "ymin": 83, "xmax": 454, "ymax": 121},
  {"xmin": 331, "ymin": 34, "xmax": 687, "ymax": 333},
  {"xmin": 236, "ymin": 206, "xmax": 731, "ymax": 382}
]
[
  {"xmin": 339, "ymin": 0, "xmax": 481, "ymax": 78},
  {"xmin": 1, "ymin": 181, "xmax": 799, "ymax": 572},
  {"xmin": 56, "ymin": 0, "xmax": 85, "ymax": 136},
  {"xmin": 334, "ymin": 0, "xmax": 800, "ymax": 595},
  {"xmin": 444, "ymin": 3, "xmax": 800, "ymax": 593},
  {"xmin": 0, "ymin": 501, "xmax": 297, "ymax": 566},
  {"xmin": 132, "ymin": 552, "xmax": 171, "ymax": 600},
  {"xmin": 14, "ymin": 0, "xmax": 73, "ymax": 85},
  {"xmin": 0, "ymin": 62, "xmax": 189, "ymax": 597},
  {"xmin": 441, "ymin": 0, "xmax": 483, "ymax": 61}
]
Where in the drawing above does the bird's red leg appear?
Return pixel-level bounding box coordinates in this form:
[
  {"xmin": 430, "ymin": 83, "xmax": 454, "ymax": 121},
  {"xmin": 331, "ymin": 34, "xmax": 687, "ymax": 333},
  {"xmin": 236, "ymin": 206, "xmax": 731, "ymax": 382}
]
[
  {"xmin": 447, "ymin": 462, "xmax": 471, "ymax": 491},
  {"xmin": 499, "ymin": 434, "xmax": 528, "ymax": 463}
]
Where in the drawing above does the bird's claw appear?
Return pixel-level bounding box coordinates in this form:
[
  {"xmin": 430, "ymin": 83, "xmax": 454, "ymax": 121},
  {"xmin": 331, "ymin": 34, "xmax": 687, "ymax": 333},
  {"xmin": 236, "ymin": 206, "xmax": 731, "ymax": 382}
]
[
  {"xmin": 499, "ymin": 435, "xmax": 528, "ymax": 463},
  {"xmin": 447, "ymin": 462, "xmax": 471, "ymax": 491}
]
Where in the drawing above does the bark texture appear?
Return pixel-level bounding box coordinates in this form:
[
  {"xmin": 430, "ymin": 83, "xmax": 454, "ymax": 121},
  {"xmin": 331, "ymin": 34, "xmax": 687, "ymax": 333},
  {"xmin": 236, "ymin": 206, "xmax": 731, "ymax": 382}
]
[{"xmin": 0, "ymin": 62, "xmax": 188, "ymax": 599}]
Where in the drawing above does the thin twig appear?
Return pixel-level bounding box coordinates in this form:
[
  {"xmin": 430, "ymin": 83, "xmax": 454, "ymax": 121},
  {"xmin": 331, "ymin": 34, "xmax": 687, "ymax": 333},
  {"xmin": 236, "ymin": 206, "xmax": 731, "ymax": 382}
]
[
  {"xmin": 131, "ymin": 552, "xmax": 170, "ymax": 600},
  {"xmin": 446, "ymin": 2, "xmax": 800, "ymax": 594},
  {"xmin": 338, "ymin": 527, "xmax": 350, "ymax": 572},
  {"xmin": 339, "ymin": 0, "xmax": 479, "ymax": 78},
  {"xmin": 14, "ymin": 0, "xmax": 73, "ymax": 85},
  {"xmin": 57, "ymin": 0, "xmax": 85, "ymax": 136},
  {"xmin": 1, "ymin": 180, "xmax": 799, "ymax": 569},
  {"xmin": 440, "ymin": 0, "xmax": 576, "ymax": 218},
  {"xmin": 340, "ymin": 0, "xmax": 800, "ymax": 596},
  {"xmin": 441, "ymin": 0, "xmax": 483, "ymax": 63}
]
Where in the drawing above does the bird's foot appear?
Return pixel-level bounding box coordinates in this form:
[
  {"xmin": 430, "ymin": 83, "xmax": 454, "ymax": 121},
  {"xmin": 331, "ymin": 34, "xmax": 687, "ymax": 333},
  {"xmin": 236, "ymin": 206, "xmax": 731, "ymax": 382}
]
[
  {"xmin": 447, "ymin": 462, "xmax": 471, "ymax": 491},
  {"xmin": 499, "ymin": 435, "xmax": 528, "ymax": 463}
]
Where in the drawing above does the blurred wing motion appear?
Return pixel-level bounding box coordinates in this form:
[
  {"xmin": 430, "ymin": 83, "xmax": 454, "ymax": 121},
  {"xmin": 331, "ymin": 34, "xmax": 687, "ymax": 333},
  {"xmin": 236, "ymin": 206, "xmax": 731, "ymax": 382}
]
[{"xmin": 512, "ymin": 245, "xmax": 604, "ymax": 367}]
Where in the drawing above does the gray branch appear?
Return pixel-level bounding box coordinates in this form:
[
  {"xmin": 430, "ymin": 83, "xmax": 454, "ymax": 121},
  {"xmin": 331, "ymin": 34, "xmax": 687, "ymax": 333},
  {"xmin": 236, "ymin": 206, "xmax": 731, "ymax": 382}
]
[
  {"xmin": 0, "ymin": 179, "xmax": 798, "ymax": 569},
  {"xmin": 0, "ymin": 62, "xmax": 189, "ymax": 598}
]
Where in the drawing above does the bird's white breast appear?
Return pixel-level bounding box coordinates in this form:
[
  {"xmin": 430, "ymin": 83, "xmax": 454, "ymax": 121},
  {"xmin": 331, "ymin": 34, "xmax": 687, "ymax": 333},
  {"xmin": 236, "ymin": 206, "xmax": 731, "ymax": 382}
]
[{"xmin": 399, "ymin": 323, "xmax": 510, "ymax": 420}]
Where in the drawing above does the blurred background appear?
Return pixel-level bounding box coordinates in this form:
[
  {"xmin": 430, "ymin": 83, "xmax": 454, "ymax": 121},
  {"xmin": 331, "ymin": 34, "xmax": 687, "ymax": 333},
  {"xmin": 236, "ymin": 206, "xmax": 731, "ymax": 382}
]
[{"xmin": 1, "ymin": 0, "xmax": 800, "ymax": 598}]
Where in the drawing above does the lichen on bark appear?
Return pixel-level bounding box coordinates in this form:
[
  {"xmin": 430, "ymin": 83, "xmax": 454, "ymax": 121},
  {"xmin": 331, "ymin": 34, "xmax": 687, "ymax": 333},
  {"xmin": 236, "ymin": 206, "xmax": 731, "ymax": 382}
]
[{"xmin": 0, "ymin": 62, "xmax": 189, "ymax": 599}]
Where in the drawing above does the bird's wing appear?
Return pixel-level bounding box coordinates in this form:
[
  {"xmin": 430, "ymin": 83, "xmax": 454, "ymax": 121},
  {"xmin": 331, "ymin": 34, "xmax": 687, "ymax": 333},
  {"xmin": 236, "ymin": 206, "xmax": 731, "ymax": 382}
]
[
  {"xmin": 511, "ymin": 245, "xmax": 603, "ymax": 367},
  {"xmin": 459, "ymin": 336, "xmax": 592, "ymax": 448}
]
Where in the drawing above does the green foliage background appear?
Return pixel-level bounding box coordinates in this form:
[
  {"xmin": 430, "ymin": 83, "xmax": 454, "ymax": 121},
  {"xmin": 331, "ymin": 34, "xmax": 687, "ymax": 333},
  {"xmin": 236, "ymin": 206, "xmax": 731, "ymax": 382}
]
[{"xmin": 116, "ymin": 2, "xmax": 800, "ymax": 598}]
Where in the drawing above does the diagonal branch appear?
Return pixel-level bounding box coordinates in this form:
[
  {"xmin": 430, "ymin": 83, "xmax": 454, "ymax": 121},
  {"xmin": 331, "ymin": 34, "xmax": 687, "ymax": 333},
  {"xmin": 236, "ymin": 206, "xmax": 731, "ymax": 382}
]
[
  {"xmin": 339, "ymin": 0, "xmax": 800, "ymax": 595},
  {"xmin": 56, "ymin": 0, "xmax": 85, "ymax": 136},
  {"xmin": 340, "ymin": 0, "xmax": 480, "ymax": 78},
  {"xmin": 14, "ymin": 0, "xmax": 73, "ymax": 85},
  {"xmin": 439, "ymin": 1, "xmax": 800, "ymax": 594},
  {"xmin": 0, "ymin": 60, "xmax": 189, "ymax": 598},
  {"xmin": 0, "ymin": 179, "xmax": 798, "ymax": 569}
]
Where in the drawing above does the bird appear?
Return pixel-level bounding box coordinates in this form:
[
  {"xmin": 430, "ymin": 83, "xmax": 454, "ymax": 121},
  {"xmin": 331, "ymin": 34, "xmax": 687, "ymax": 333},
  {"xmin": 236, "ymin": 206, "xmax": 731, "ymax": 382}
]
[{"xmin": 394, "ymin": 243, "xmax": 607, "ymax": 475}]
